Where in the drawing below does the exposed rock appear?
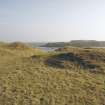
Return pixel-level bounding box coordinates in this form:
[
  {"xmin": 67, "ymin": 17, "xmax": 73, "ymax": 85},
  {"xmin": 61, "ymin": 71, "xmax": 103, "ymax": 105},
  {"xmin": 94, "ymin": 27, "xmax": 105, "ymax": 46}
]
[{"xmin": 45, "ymin": 52, "xmax": 100, "ymax": 70}]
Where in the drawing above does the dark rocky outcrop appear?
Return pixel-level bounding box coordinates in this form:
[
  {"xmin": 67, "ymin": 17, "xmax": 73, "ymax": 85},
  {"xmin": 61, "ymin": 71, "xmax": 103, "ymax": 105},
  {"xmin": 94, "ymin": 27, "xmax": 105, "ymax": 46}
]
[{"xmin": 45, "ymin": 52, "xmax": 100, "ymax": 69}]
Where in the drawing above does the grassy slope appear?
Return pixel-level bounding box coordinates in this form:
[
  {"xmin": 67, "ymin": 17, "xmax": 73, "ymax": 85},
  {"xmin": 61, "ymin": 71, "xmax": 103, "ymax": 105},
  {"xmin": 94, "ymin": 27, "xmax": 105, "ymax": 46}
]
[{"xmin": 0, "ymin": 44, "xmax": 105, "ymax": 105}]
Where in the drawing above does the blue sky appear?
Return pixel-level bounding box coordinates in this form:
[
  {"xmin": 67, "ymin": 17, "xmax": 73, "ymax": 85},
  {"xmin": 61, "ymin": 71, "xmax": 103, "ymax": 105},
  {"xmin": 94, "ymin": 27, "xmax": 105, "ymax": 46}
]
[{"xmin": 0, "ymin": 0, "xmax": 105, "ymax": 42}]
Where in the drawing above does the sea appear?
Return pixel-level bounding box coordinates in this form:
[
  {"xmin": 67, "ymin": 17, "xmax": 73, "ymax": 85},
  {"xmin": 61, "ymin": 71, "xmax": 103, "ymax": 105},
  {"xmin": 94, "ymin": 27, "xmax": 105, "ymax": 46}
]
[{"xmin": 37, "ymin": 47, "xmax": 58, "ymax": 51}]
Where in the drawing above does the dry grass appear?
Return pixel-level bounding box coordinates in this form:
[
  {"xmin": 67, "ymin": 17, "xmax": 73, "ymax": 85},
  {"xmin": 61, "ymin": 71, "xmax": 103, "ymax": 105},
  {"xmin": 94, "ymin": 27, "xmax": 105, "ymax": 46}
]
[{"xmin": 0, "ymin": 44, "xmax": 105, "ymax": 105}]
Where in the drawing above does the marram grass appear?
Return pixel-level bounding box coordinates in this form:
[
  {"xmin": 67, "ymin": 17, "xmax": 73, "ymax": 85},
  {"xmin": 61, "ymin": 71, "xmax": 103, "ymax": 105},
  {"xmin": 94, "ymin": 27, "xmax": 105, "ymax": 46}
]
[{"xmin": 0, "ymin": 43, "xmax": 105, "ymax": 105}]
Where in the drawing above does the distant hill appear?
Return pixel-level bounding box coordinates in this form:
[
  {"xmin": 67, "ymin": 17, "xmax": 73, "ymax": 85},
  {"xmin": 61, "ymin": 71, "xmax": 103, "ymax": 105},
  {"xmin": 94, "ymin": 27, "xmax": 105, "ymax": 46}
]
[
  {"xmin": 41, "ymin": 42, "xmax": 68, "ymax": 47},
  {"xmin": 42, "ymin": 40, "xmax": 105, "ymax": 47},
  {"xmin": 69, "ymin": 40, "xmax": 105, "ymax": 47},
  {"xmin": 27, "ymin": 42, "xmax": 47, "ymax": 47}
]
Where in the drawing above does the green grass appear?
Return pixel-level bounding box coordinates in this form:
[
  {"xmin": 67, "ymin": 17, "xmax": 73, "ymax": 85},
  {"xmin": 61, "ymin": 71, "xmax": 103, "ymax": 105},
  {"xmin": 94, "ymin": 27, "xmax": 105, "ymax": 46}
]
[{"xmin": 0, "ymin": 43, "xmax": 105, "ymax": 105}]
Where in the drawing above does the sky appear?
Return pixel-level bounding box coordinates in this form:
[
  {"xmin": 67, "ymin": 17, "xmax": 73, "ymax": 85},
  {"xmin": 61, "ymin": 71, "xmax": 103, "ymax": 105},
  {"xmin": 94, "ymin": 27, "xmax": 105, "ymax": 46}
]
[{"xmin": 0, "ymin": 0, "xmax": 105, "ymax": 42}]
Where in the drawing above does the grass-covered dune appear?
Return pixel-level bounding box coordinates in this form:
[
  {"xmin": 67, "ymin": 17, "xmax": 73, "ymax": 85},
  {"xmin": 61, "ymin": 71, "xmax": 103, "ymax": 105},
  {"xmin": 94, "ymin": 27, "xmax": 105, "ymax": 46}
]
[
  {"xmin": 0, "ymin": 43, "xmax": 105, "ymax": 105},
  {"xmin": 0, "ymin": 42, "xmax": 44, "ymax": 57}
]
